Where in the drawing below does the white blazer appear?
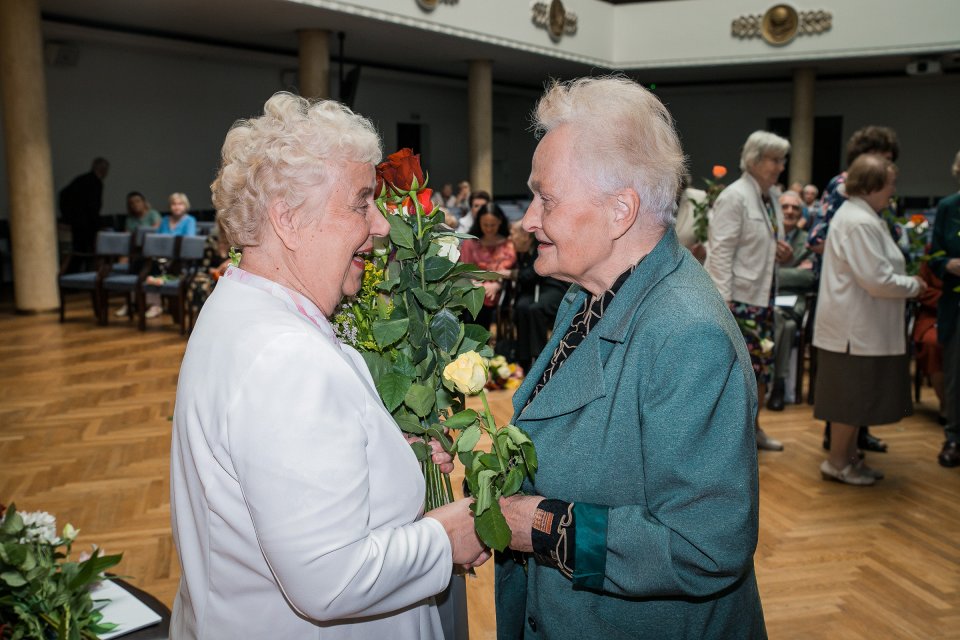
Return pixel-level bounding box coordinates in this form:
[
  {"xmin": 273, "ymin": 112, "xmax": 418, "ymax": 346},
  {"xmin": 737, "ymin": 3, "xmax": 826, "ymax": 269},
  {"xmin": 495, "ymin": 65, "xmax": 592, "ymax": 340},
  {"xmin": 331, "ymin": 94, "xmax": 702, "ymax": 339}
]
[
  {"xmin": 170, "ymin": 274, "xmax": 451, "ymax": 639},
  {"xmin": 813, "ymin": 197, "xmax": 919, "ymax": 356},
  {"xmin": 706, "ymin": 173, "xmax": 784, "ymax": 307}
]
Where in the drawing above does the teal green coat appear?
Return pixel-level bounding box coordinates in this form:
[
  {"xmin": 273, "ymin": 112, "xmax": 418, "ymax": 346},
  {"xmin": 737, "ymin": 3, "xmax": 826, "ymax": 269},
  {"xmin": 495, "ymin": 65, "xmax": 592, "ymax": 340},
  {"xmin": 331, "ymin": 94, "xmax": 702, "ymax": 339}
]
[
  {"xmin": 495, "ymin": 230, "xmax": 766, "ymax": 639},
  {"xmin": 930, "ymin": 192, "xmax": 960, "ymax": 344}
]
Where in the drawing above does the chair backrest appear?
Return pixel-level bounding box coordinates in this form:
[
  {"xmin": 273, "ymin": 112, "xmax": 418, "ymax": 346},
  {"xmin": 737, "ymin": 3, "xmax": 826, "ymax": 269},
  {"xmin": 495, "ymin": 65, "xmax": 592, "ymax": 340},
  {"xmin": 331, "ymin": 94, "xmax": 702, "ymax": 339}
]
[
  {"xmin": 196, "ymin": 221, "xmax": 216, "ymax": 236},
  {"xmin": 95, "ymin": 231, "xmax": 132, "ymax": 256},
  {"xmin": 134, "ymin": 226, "xmax": 154, "ymax": 248},
  {"xmin": 142, "ymin": 233, "xmax": 178, "ymax": 259},
  {"xmin": 178, "ymin": 235, "xmax": 208, "ymax": 261}
]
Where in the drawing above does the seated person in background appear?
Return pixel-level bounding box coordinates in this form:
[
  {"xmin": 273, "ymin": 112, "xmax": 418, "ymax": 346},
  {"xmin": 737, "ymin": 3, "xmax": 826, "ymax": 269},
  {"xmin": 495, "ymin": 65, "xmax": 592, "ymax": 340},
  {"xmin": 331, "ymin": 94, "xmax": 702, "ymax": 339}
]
[
  {"xmin": 768, "ymin": 190, "xmax": 816, "ymax": 410},
  {"xmin": 801, "ymin": 184, "xmax": 820, "ymax": 229},
  {"xmin": 508, "ymin": 222, "xmax": 567, "ymax": 372},
  {"xmin": 459, "ymin": 202, "xmax": 516, "ymax": 331},
  {"xmin": 431, "ymin": 183, "xmax": 456, "ymax": 209},
  {"xmin": 673, "ymin": 172, "xmax": 707, "ymax": 263},
  {"xmin": 124, "ymin": 191, "xmax": 161, "ymax": 232},
  {"xmin": 159, "ymin": 192, "xmax": 198, "ymax": 236},
  {"xmin": 455, "ymin": 189, "xmax": 491, "ymax": 234},
  {"xmin": 914, "ymin": 258, "xmax": 946, "ymax": 424}
]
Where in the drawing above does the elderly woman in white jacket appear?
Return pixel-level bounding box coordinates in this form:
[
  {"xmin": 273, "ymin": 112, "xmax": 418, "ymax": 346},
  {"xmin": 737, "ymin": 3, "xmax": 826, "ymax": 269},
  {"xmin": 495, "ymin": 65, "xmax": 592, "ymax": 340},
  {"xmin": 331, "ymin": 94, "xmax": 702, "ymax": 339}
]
[
  {"xmin": 170, "ymin": 93, "xmax": 488, "ymax": 640},
  {"xmin": 707, "ymin": 130, "xmax": 794, "ymax": 451},
  {"xmin": 813, "ymin": 154, "xmax": 926, "ymax": 486}
]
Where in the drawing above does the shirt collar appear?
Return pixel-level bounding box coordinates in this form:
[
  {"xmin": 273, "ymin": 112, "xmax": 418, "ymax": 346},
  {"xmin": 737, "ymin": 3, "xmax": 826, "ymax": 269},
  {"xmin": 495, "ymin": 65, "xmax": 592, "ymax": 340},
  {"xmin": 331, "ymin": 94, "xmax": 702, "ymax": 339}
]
[{"xmin": 221, "ymin": 265, "xmax": 339, "ymax": 342}]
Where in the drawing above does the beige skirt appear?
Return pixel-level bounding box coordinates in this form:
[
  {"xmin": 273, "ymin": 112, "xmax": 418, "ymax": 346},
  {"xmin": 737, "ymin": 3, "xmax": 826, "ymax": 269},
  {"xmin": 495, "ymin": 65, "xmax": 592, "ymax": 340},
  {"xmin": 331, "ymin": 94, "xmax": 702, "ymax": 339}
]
[{"xmin": 813, "ymin": 348, "xmax": 912, "ymax": 426}]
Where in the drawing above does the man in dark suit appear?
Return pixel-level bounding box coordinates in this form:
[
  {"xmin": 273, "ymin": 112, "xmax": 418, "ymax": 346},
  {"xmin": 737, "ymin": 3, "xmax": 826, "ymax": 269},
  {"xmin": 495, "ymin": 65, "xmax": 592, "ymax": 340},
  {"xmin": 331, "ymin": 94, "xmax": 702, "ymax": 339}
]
[
  {"xmin": 768, "ymin": 190, "xmax": 816, "ymax": 410},
  {"xmin": 59, "ymin": 157, "xmax": 109, "ymax": 257}
]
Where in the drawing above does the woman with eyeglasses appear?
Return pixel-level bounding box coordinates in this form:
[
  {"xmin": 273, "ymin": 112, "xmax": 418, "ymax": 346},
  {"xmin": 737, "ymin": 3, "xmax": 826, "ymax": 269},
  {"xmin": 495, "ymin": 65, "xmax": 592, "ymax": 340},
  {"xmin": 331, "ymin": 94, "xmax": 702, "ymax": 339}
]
[{"xmin": 706, "ymin": 130, "xmax": 794, "ymax": 452}]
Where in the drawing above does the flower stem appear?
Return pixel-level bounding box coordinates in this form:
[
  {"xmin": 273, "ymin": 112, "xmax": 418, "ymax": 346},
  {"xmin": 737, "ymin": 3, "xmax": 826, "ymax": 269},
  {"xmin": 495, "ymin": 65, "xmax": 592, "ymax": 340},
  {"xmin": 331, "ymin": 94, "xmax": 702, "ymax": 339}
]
[{"xmin": 480, "ymin": 391, "xmax": 508, "ymax": 471}]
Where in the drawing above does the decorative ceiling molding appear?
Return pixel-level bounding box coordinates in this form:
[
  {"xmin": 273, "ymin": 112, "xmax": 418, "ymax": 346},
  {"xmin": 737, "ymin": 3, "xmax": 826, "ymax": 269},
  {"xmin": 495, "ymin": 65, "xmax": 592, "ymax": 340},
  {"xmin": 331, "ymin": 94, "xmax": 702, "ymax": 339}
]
[
  {"xmin": 414, "ymin": 0, "xmax": 458, "ymax": 12},
  {"xmin": 731, "ymin": 5, "xmax": 832, "ymax": 46},
  {"xmin": 531, "ymin": 0, "xmax": 578, "ymax": 42}
]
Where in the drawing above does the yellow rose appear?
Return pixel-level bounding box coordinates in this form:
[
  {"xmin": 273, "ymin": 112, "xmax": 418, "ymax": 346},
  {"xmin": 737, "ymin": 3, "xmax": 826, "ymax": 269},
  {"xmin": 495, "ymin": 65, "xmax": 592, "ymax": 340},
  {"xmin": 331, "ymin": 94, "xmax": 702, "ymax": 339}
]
[{"xmin": 443, "ymin": 351, "xmax": 488, "ymax": 395}]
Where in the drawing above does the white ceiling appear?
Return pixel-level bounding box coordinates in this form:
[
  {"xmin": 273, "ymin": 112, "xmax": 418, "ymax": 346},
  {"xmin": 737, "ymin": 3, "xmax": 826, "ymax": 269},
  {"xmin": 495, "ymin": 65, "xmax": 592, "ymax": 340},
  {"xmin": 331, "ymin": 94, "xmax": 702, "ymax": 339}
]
[{"xmin": 39, "ymin": 0, "xmax": 959, "ymax": 88}]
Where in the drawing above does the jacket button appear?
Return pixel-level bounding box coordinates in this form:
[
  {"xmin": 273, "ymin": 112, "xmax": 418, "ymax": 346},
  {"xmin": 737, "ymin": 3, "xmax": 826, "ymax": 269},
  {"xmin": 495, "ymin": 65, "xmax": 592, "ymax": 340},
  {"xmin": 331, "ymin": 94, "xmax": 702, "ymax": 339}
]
[{"xmin": 527, "ymin": 616, "xmax": 537, "ymax": 632}]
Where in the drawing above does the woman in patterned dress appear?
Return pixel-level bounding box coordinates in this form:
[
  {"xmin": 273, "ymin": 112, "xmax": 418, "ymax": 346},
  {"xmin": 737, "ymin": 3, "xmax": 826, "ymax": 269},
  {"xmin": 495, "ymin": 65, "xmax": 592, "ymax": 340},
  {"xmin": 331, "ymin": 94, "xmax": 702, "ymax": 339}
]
[{"xmin": 706, "ymin": 130, "xmax": 794, "ymax": 451}]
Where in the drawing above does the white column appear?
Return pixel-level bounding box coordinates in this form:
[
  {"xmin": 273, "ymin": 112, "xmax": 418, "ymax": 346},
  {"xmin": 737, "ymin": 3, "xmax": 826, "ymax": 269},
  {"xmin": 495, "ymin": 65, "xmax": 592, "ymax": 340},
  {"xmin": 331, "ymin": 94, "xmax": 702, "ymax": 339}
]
[
  {"xmin": 298, "ymin": 29, "xmax": 330, "ymax": 100},
  {"xmin": 468, "ymin": 60, "xmax": 493, "ymax": 195},
  {"xmin": 0, "ymin": 0, "xmax": 60, "ymax": 312},
  {"xmin": 789, "ymin": 67, "xmax": 816, "ymax": 187}
]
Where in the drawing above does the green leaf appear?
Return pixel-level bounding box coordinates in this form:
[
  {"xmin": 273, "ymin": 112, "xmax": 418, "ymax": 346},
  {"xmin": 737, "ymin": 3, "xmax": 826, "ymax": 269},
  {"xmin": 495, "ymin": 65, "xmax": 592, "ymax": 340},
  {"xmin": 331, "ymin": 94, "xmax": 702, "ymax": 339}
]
[
  {"xmin": 375, "ymin": 277, "xmax": 400, "ymax": 293},
  {"xmin": 503, "ymin": 424, "xmax": 533, "ymax": 447},
  {"xmin": 392, "ymin": 351, "xmax": 417, "ymax": 378},
  {"xmin": 455, "ymin": 424, "xmax": 482, "ymax": 452},
  {"xmin": 502, "ymin": 465, "xmax": 525, "ymax": 496},
  {"xmin": 463, "ymin": 323, "xmax": 491, "ymax": 344},
  {"xmin": 436, "ymin": 384, "xmax": 454, "ymax": 412},
  {"xmin": 426, "ymin": 426, "xmax": 454, "ymax": 452},
  {"xmin": 393, "ymin": 410, "xmax": 426, "ymax": 435},
  {"xmin": 445, "ymin": 408, "xmax": 479, "ymax": 430},
  {"xmin": 395, "ymin": 247, "xmax": 417, "ymax": 261},
  {"xmin": 424, "ymin": 256, "xmax": 456, "ymax": 282},
  {"xmin": 477, "ymin": 452, "xmax": 503, "ymax": 472},
  {"xmin": 387, "ymin": 213, "xmax": 415, "ymax": 249},
  {"xmin": 474, "ymin": 500, "xmax": 513, "ymax": 552},
  {"xmin": 409, "ymin": 441, "xmax": 431, "ymax": 461},
  {"xmin": 1, "ymin": 570, "xmax": 26, "ymax": 587},
  {"xmin": 372, "ymin": 317, "xmax": 409, "ymax": 349},
  {"xmin": 377, "ymin": 371, "xmax": 412, "ymax": 412},
  {"xmin": 430, "ymin": 309, "xmax": 462, "ymax": 353},
  {"xmin": 412, "ymin": 288, "xmax": 441, "ymax": 310},
  {"xmin": 405, "ymin": 383, "xmax": 436, "ymax": 417},
  {"xmin": 458, "ymin": 450, "xmax": 476, "ymax": 473},
  {"xmin": 361, "ymin": 352, "xmax": 390, "ymax": 382},
  {"xmin": 462, "ymin": 286, "xmax": 484, "ymax": 320},
  {"xmin": 478, "ymin": 344, "xmax": 495, "ymax": 358},
  {"xmin": 474, "ymin": 469, "xmax": 498, "ymax": 515},
  {"xmin": 0, "ymin": 507, "xmax": 23, "ymax": 535}
]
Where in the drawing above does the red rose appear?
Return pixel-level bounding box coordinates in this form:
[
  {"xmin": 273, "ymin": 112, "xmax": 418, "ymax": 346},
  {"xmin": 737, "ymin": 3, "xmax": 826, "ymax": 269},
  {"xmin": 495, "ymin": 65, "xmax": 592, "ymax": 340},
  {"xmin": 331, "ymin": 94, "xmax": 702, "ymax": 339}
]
[
  {"xmin": 376, "ymin": 148, "xmax": 426, "ymax": 193},
  {"xmin": 400, "ymin": 189, "xmax": 434, "ymax": 216},
  {"xmin": 712, "ymin": 165, "xmax": 728, "ymax": 179}
]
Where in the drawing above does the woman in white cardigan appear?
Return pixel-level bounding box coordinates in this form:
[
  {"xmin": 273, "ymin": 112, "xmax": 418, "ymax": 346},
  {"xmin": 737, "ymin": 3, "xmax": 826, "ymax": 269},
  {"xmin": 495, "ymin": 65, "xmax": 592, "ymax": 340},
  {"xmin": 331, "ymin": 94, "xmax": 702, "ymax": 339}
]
[
  {"xmin": 813, "ymin": 154, "xmax": 926, "ymax": 486},
  {"xmin": 707, "ymin": 130, "xmax": 794, "ymax": 451},
  {"xmin": 170, "ymin": 93, "xmax": 488, "ymax": 640}
]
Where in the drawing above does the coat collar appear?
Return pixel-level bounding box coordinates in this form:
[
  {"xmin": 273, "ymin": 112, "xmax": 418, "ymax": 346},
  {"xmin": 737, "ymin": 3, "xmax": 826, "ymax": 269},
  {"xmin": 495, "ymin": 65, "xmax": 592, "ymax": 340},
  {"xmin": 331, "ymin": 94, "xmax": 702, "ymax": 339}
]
[{"xmin": 512, "ymin": 229, "xmax": 686, "ymax": 421}]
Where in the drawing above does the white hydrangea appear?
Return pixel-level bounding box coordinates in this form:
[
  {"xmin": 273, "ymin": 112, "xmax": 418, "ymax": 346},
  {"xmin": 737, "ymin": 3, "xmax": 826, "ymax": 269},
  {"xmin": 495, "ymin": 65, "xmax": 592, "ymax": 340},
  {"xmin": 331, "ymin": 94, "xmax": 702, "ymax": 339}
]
[{"xmin": 19, "ymin": 511, "xmax": 58, "ymax": 545}]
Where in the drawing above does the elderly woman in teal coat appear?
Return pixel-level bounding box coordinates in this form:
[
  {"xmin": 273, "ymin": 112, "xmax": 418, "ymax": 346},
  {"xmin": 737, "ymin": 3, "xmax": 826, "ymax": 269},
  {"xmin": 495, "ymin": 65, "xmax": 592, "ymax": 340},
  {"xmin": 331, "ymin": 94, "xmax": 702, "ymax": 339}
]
[{"xmin": 495, "ymin": 77, "xmax": 767, "ymax": 639}]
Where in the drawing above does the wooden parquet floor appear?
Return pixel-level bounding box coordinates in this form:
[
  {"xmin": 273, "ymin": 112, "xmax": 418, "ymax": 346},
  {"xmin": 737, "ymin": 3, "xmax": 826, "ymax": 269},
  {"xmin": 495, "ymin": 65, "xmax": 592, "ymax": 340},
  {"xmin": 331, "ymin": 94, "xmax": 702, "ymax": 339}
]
[{"xmin": 2, "ymin": 296, "xmax": 959, "ymax": 639}]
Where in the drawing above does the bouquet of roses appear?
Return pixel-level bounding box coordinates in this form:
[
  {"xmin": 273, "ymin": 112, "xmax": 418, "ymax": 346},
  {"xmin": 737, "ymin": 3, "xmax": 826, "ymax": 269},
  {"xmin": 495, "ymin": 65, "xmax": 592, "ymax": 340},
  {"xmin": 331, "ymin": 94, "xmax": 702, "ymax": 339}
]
[
  {"xmin": 690, "ymin": 165, "xmax": 728, "ymax": 243},
  {"xmin": 338, "ymin": 149, "xmax": 502, "ymax": 511},
  {"xmin": 0, "ymin": 503, "xmax": 122, "ymax": 640},
  {"xmin": 899, "ymin": 212, "xmax": 931, "ymax": 276}
]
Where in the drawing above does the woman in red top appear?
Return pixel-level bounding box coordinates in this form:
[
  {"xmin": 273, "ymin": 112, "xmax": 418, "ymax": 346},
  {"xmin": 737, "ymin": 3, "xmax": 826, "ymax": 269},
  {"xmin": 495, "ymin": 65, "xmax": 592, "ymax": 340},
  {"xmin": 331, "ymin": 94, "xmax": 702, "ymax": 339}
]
[{"xmin": 460, "ymin": 203, "xmax": 516, "ymax": 331}]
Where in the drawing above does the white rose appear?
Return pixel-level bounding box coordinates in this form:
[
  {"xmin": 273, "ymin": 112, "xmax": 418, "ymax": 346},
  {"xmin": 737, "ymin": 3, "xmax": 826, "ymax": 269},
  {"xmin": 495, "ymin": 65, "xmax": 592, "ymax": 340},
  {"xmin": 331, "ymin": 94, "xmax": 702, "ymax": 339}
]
[
  {"xmin": 496, "ymin": 365, "xmax": 511, "ymax": 379},
  {"xmin": 443, "ymin": 351, "xmax": 488, "ymax": 395},
  {"xmin": 489, "ymin": 355, "xmax": 507, "ymax": 368},
  {"xmin": 20, "ymin": 511, "xmax": 58, "ymax": 545},
  {"xmin": 435, "ymin": 236, "xmax": 461, "ymax": 263}
]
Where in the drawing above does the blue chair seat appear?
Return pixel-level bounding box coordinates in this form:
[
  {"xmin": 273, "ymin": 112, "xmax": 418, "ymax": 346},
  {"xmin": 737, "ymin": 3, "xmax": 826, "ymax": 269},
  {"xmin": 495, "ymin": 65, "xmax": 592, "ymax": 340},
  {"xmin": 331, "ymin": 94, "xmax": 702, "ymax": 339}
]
[
  {"xmin": 59, "ymin": 272, "xmax": 99, "ymax": 290},
  {"xmin": 102, "ymin": 273, "xmax": 139, "ymax": 292},
  {"xmin": 111, "ymin": 263, "xmax": 131, "ymax": 274}
]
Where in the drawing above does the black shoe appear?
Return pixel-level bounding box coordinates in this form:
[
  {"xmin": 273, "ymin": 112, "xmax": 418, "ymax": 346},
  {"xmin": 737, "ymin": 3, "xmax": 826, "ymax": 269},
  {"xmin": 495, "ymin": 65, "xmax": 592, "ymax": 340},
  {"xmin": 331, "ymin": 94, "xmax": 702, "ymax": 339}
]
[
  {"xmin": 822, "ymin": 422, "xmax": 831, "ymax": 451},
  {"xmin": 939, "ymin": 441, "xmax": 960, "ymax": 467},
  {"xmin": 857, "ymin": 428, "xmax": 887, "ymax": 453},
  {"xmin": 766, "ymin": 379, "xmax": 785, "ymax": 412}
]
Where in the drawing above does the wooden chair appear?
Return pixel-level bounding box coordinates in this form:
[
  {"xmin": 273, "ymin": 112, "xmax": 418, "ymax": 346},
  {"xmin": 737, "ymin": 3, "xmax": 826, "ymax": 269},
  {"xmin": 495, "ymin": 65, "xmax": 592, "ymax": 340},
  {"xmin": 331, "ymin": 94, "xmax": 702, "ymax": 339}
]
[{"xmin": 58, "ymin": 231, "xmax": 132, "ymax": 324}]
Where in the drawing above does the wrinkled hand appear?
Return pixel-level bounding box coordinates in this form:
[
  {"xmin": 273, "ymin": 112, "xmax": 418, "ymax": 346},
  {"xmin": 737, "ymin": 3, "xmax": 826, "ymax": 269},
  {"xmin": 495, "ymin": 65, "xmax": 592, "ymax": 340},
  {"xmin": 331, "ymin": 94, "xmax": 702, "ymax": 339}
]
[
  {"xmin": 425, "ymin": 498, "xmax": 491, "ymax": 568},
  {"xmin": 807, "ymin": 241, "xmax": 824, "ymax": 255},
  {"xmin": 775, "ymin": 240, "xmax": 794, "ymax": 265},
  {"xmin": 913, "ymin": 276, "xmax": 929, "ymax": 296},
  {"xmin": 483, "ymin": 281, "xmax": 502, "ymax": 305},
  {"xmin": 404, "ymin": 434, "xmax": 454, "ymax": 474},
  {"xmin": 498, "ymin": 495, "xmax": 545, "ymax": 553},
  {"xmin": 946, "ymin": 258, "xmax": 960, "ymax": 277}
]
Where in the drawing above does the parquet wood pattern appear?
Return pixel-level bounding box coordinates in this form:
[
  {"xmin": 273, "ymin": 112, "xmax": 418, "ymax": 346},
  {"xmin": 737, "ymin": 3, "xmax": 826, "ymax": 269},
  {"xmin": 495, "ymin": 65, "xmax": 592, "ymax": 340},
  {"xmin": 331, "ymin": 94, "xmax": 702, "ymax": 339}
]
[{"xmin": 1, "ymin": 298, "xmax": 958, "ymax": 639}]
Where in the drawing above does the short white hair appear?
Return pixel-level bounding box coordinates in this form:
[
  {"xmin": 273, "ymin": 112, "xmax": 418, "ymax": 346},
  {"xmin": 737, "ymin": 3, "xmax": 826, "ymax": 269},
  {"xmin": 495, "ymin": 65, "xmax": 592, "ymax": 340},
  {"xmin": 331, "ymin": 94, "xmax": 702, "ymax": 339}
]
[
  {"xmin": 212, "ymin": 92, "xmax": 381, "ymax": 248},
  {"xmin": 532, "ymin": 76, "xmax": 685, "ymax": 227},
  {"xmin": 169, "ymin": 192, "xmax": 191, "ymax": 209},
  {"xmin": 740, "ymin": 130, "xmax": 791, "ymax": 171}
]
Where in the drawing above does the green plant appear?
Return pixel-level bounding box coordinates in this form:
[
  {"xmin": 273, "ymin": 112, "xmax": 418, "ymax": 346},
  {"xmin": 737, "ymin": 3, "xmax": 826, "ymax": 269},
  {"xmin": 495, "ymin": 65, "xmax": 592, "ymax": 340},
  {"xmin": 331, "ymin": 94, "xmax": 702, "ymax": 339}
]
[{"xmin": 0, "ymin": 504, "xmax": 122, "ymax": 640}]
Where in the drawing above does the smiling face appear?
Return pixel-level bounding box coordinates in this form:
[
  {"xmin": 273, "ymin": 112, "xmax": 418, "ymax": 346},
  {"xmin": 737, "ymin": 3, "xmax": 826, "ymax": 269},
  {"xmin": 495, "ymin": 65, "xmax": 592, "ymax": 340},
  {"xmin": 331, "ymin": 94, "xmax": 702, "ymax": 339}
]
[
  {"xmin": 523, "ymin": 125, "xmax": 616, "ymax": 292},
  {"xmin": 779, "ymin": 193, "xmax": 803, "ymax": 232},
  {"xmin": 749, "ymin": 154, "xmax": 787, "ymax": 192},
  {"xmin": 478, "ymin": 211, "xmax": 502, "ymax": 240},
  {"xmin": 292, "ymin": 161, "xmax": 389, "ymax": 315}
]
